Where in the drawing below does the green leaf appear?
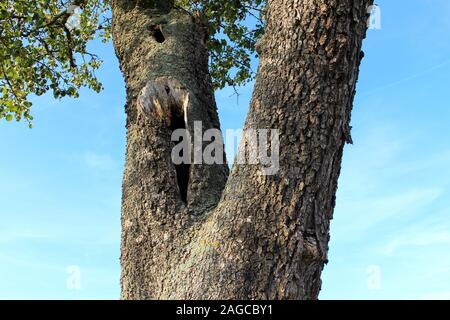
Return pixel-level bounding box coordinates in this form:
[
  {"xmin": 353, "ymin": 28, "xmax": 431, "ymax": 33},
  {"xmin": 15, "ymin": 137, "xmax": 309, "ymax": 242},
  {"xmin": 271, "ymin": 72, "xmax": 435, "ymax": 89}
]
[
  {"xmin": 0, "ymin": 0, "xmax": 110, "ymax": 124},
  {"xmin": 1, "ymin": 0, "xmax": 265, "ymax": 124}
]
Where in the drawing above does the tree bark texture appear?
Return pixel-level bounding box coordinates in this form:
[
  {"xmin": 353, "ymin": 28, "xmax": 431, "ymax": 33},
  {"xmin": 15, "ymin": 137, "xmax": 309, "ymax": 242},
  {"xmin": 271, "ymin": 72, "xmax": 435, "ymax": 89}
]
[{"xmin": 112, "ymin": 0, "xmax": 373, "ymax": 300}]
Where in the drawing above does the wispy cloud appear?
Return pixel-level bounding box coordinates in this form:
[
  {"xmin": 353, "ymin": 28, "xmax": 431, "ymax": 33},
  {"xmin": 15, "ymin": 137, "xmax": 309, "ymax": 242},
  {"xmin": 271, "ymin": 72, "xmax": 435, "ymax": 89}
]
[
  {"xmin": 335, "ymin": 187, "xmax": 443, "ymax": 241},
  {"xmin": 59, "ymin": 151, "xmax": 116, "ymax": 171},
  {"xmin": 0, "ymin": 228, "xmax": 50, "ymax": 245},
  {"xmin": 334, "ymin": 120, "xmax": 449, "ymax": 241},
  {"xmin": 421, "ymin": 291, "xmax": 450, "ymax": 300},
  {"xmin": 382, "ymin": 230, "xmax": 450, "ymax": 256},
  {"xmin": 82, "ymin": 152, "xmax": 115, "ymax": 170}
]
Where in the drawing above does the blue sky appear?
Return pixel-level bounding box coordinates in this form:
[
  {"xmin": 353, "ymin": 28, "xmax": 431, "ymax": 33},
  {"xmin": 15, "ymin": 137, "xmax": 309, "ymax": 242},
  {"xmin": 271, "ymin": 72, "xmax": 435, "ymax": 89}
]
[{"xmin": 1, "ymin": 0, "xmax": 450, "ymax": 299}]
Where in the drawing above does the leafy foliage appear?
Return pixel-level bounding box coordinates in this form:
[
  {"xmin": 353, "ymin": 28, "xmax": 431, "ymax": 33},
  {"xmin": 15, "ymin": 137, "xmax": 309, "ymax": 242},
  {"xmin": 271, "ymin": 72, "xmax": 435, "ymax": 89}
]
[
  {"xmin": 175, "ymin": 0, "xmax": 265, "ymax": 90},
  {"xmin": 0, "ymin": 0, "xmax": 109, "ymax": 125},
  {"xmin": 0, "ymin": 0, "xmax": 265, "ymax": 125}
]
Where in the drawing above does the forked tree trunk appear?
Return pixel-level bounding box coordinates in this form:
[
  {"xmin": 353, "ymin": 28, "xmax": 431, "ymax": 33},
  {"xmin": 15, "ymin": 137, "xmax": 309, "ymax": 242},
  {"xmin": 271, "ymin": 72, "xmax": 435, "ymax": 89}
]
[{"xmin": 112, "ymin": 0, "xmax": 373, "ymax": 299}]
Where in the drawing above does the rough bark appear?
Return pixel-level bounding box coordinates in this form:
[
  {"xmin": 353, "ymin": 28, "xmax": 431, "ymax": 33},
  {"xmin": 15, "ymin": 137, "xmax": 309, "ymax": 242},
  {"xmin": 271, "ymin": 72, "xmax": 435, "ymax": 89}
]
[
  {"xmin": 112, "ymin": 0, "xmax": 373, "ymax": 300},
  {"xmin": 111, "ymin": 0, "xmax": 229, "ymax": 299}
]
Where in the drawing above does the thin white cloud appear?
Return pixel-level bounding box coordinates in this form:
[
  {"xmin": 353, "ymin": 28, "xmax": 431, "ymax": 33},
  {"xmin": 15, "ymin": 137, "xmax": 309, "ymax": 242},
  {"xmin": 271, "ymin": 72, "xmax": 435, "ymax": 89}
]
[
  {"xmin": 333, "ymin": 121, "xmax": 449, "ymax": 241},
  {"xmin": 359, "ymin": 59, "xmax": 450, "ymax": 98},
  {"xmin": 335, "ymin": 187, "xmax": 443, "ymax": 240},
  {"xmin": 421, "ymin": 291, "xmax": 450, "ymax": 300},
  {"xmin": 382, "ymin": 231, "xmax": 450, "ymax": 256},
  {"xmin": 82, "ymin": 152, "xmax": 115, "ymax": 170},
  {"xmin": 0, "ymin": 228, "xmax": 50, "ymax": 245},
  {"xmin": 59, "ymin": 151, "xmax": 117, "ymax": 171}
]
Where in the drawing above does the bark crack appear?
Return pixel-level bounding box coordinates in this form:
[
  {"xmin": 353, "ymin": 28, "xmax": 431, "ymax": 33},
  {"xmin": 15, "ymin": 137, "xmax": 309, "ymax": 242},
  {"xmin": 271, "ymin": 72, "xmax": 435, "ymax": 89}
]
[
  {"xmin": 169, "ymin": 102, "xmax": 190, "ymax": 203},
  {"xmin": 152, "ymin": 25, "xmax": 166, "ymax": 43},
  {"xmin": 137, "ymin": 78, "xmax": 191, "ymax": 203}
]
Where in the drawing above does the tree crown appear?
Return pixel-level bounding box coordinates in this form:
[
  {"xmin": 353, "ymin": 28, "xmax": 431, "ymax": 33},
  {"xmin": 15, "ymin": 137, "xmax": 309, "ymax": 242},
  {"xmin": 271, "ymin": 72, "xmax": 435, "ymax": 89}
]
[{"xmin": 0, "ymin": 0, "xmax": 265, "ymax": 126}]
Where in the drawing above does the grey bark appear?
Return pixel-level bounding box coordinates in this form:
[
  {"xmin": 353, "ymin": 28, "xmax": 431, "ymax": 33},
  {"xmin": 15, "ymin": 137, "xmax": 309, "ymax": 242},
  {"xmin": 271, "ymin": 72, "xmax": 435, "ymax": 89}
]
[{"xmin": 112, "ymin": 0, "xmax": 373, "ymax": 299}]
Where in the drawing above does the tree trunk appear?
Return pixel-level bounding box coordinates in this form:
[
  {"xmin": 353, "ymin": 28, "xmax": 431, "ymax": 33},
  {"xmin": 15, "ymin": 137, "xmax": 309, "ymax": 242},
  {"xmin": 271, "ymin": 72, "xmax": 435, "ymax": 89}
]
[{"xmin": 112, "ymin": 0, "xmax": 373, "ymax": 300}]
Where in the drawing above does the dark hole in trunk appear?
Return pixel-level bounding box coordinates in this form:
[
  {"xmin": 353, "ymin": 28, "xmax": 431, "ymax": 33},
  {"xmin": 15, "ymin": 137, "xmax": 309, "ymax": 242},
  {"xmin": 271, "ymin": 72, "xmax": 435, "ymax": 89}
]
[
  {"xmin": 153, "ymin": 27, "xmax": 166, "ymax": 43},
  {"xmin": 170, "ymin": 108, "xmax": 189, "ymax": 203}
]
